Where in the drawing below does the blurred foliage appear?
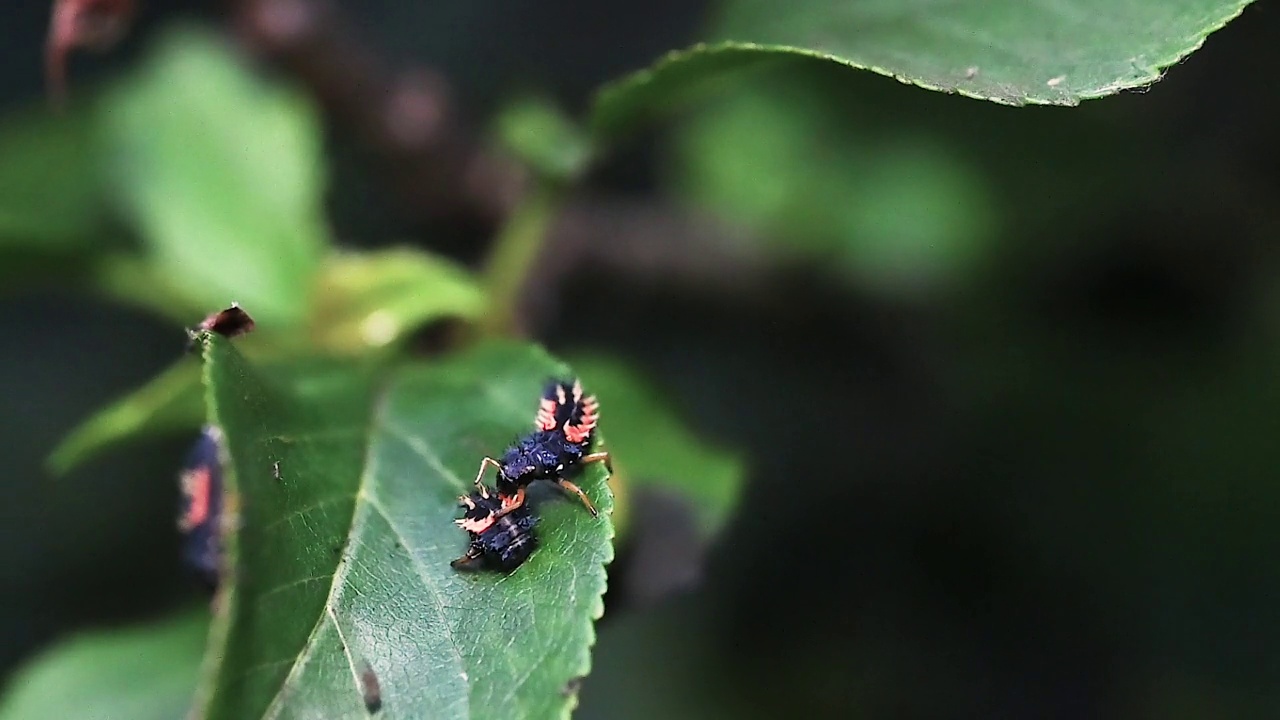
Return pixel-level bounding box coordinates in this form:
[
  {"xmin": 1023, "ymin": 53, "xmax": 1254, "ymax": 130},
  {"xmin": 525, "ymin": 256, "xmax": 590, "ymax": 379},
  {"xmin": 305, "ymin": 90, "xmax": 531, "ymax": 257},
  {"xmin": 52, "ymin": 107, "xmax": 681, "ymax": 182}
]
[
  {"xmin": 0, "ymin": 609, "xmax": 207, "ymax": 720},
  {"xmin": 0, "ymin": 26, "xmax": 326, "ymax": 325},
  {"xmin": 0, "ymin": 0, "xmax": 1274, "ymax": 719},
  {"xmin": 101, "ymin": 30, "xmax": 327, "ymax": 327},
  {"xmin": 309, "ymin": 248, "xmax": 486, "ymax": 353},
  {"xmin": 495, "ymin": 96, "xmax": 593, "ymax": 182},
  {"xmin": 1, "ymin": 16, "xmax": 745, "ymax": 718},
  {"xmin": 0, "ymin": 107, "xmax": 105, "ymax": 250},
  {"xmin": 671, "ymin": 78, "xmax": 997, "ymax": 296},
  {"xmin": 47, "ymin": 360, "xmax": 202, "ymax": 477},
  {"xmin": 565, "ymin": 353, "xmax": 743, "ymax": 538},
  {"xmin": 49, "ymin": 246, "xmax": 486, "ymax": 475}
]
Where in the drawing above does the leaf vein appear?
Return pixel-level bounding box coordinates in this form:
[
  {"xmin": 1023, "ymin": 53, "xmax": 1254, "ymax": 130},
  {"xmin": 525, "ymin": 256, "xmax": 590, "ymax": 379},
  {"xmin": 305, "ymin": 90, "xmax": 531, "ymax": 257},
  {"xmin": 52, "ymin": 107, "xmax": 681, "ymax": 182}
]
[
  {"xmin": 382, "ymin": 420, "xmax": 468, "ymax": 492},
  {"xmin": 325, "ymin": 604, "xmax": 365, "ymax": 707},
  {"xmin": 256, "ymin": 389, "xmax": 389, "ymax": 719},
  {"xmin": 262, "ymin": 495, "xmax": 353, "ymax": 531},
  {"xmin": 255, "ymin": 574, "xmax": 332, "ymax": 603},
  {"xmin": 362, "ymin": 490, "xmax": 471, "ymax": 717}
]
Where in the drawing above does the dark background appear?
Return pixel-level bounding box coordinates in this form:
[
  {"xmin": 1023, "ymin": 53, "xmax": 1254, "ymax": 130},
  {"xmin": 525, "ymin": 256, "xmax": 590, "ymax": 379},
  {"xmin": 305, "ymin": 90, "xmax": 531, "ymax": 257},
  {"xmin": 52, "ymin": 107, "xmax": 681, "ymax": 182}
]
[{"xmin": 3, "ymin": 2, "xmax": 1280, "ymax": 718}]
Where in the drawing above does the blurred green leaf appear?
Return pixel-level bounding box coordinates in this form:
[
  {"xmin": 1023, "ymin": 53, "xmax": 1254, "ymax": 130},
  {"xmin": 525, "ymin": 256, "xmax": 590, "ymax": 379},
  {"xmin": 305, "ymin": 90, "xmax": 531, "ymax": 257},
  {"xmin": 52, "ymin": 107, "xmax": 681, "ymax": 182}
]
[
  {"xmin": 47, "ymin": 354, "xmax": 386, "ymax": 478},
  {"xmin": 49, "ymin": 247, "xmax": 485, "ymax": 475},
  {"xmin": 310, "ymin": 247, "xmax": 486, "ymax": 353},
  {"xmin": 0, "ymin": 105, "xmax": 108, "ymax": 251},
  {"xmin": 495, "ymin": 97, "xmax": 593, "ymax": 181},
  {"xmin": 567, "ymin": 353, "xmax": 743, "ymax": 538},
  {"xmin": 91, "ymin": 253, "xmax": 219, "ymax": 325},
  {"xmin": 193, "ymin": 334, "xmax": 613, "ymax": 720},
  {"xmin": 0, "ymin": 609, "xmax": 208, "ymax": 720},
  {"xmin": 101, "ymin": 26, "xmax": 328, "ymax": 327},
  {"xmin": 592, "ymin": 0, "xmax": 1257, "ymax": 136},
  {"xmin": 47, "ymin": 360, "xmax": 203, "ymax": 477},
  {"xmin": 674, "ymin": 82, "xmax": 995, "ymax": 294}
]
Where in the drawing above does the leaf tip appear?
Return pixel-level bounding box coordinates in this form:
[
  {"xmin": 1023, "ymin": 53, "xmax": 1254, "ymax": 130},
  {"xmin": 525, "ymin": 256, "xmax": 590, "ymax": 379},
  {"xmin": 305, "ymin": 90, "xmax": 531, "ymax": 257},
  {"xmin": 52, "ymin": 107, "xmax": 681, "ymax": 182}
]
[
  {"xmin": 185, "ymin": 327, "xmax": 214, "ymax": 354},
  {"xmin": 44, "ymin": 441, "xmax": 79, "ymax": 479}
]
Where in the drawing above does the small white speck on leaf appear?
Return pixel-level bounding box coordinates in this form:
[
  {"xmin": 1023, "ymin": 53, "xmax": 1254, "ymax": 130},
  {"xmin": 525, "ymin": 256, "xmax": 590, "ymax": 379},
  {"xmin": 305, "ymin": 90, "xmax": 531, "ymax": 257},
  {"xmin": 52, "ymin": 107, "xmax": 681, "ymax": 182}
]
[
  {"xmin": 965, "ymin": 66, "xmax": 979, "ymax": 79},
  {"xmin": 1047, "ymin": 75, "xmax": 1065, "ymax": 87}
]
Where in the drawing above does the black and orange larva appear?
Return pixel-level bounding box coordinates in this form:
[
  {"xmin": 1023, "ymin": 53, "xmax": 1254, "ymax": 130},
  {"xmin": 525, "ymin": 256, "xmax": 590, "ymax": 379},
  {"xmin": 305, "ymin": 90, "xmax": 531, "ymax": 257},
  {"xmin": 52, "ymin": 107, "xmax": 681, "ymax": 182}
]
[{"xmin": 472, "ymin": 378, "xmax": 610, "ymax": 520}]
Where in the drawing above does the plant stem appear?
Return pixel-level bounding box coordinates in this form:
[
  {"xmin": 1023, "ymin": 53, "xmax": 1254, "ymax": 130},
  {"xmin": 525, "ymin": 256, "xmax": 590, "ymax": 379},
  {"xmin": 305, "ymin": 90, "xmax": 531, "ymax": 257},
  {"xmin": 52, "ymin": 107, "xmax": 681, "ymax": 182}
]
[{"xmin": 479, "ymin": 184, "xmax": 561, "ymax": 337}]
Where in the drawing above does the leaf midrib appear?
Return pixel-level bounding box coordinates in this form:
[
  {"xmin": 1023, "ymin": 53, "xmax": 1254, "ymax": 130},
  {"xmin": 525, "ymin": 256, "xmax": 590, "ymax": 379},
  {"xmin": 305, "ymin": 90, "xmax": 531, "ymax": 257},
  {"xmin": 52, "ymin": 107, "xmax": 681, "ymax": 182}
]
[
  {"xmin": 205, "ymin": 343, "xmax": 608, "ymax": 720},
  {"xmin": 257, "ymin": 384, "xmax": 391, "ymax": 720},
  {"xmin": 253, "ymin": 377, "xmax": 497, "ymax": 719}
]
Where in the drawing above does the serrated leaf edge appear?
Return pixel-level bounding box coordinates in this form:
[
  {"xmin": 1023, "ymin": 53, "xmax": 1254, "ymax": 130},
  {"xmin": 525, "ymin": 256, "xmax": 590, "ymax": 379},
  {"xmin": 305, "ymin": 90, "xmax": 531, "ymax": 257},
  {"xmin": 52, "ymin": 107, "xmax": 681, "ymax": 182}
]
[
  {"xmin": 592, "ymin": 0, "xmax": 1257, "ymax": 135},
  {"xmin": 186, "ymin": 334, "xmax": 615, "ymax": 719}
]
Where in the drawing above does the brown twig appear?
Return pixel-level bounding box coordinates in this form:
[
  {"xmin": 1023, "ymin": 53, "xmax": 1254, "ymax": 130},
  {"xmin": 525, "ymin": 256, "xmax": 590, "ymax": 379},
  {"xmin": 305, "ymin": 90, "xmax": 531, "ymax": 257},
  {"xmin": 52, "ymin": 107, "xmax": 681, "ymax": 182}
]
[
  {"xmin": 45, "ymin": 0, "xmax": 137, "ymax": 109},
  {"xmin": 226, "ymin": 0, "xmax": 527, "ymax": 230},
  {"xmin": 519, "ymin": 196, "xmax": 772, "ymax": 332}
]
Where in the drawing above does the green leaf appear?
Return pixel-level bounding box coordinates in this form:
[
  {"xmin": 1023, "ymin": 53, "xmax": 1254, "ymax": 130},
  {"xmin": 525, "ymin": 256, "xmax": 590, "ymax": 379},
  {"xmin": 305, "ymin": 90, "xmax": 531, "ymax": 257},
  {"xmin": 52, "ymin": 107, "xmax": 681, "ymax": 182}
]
[
  {"xmin": 47, "ymin": 360, "xmax": 204, "ymax": 477},
  {"xmin": 89, "ymin": 254, "xmax": 217, "ymax": 325},
  {"xmin": 592, "ymin": 0, "xmax": 1257, "ymax": 135},
  {"xmin": 565, "ymin": 353, "xmax": 743, "ymax": 538},
  {"xmin": 0, "ymin": 609, "xmax": 209, "ymax": 720},
  {"xmin": 673, "ymin": 79, "xmax": 996, "ymax": 295},
  {"xmin": 0, "ymin": 105, "xmax": 108, "ymax": 252},
  {"xmin": 193, "ymin": 334, "xmax": 613, "ymax": 720},
  {"xmin": 100, "ymin": 26, "xmax": 328, "ymax": 327},
  {"xmin": 48, "ymin": 248, "xmax": 485, "ymax": 475},
  {"xmin": 592, "ymin": 45, "xmax": 782, "ymax": 139},
  {"xmin": 494, "ymin": 97, "xmax": 594, "ymax": 182},
  {"xmin": 0, "ymin": 101, "xmax": 136, "ymax": 293},
  {"xmin": 310, "ymin": 248, "xmax": 486, "ymax": 353},
  {"xmin": 45, "ymin": 354, "xmax": 374, "ymax": 479}
]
